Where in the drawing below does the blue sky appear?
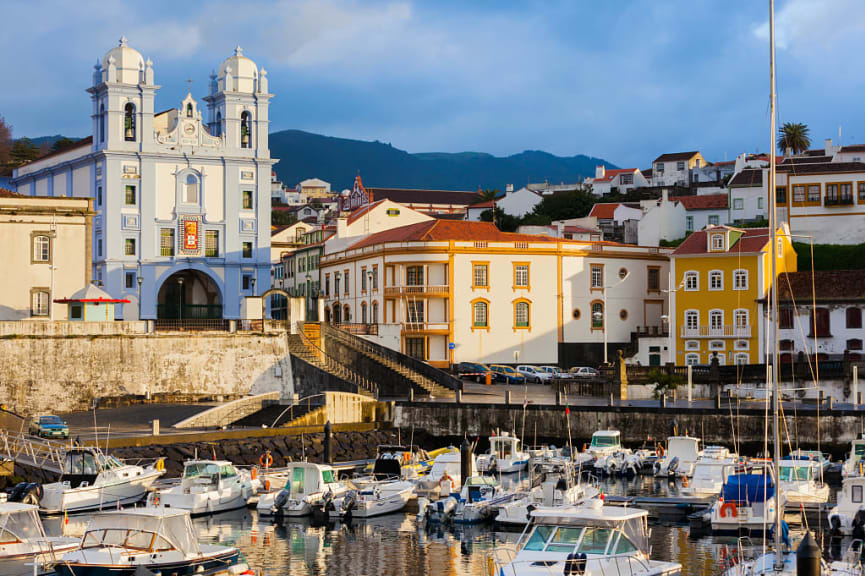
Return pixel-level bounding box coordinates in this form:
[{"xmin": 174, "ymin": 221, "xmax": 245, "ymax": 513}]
[{"xmin": 3, "ymin": 0, "xmax": 865, "ymax": 168}]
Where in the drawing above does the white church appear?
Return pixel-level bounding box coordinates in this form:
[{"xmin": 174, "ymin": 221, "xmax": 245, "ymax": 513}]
[{"xmin": 12, "ymin": 38, "xmax": 276, "ymax": 320}]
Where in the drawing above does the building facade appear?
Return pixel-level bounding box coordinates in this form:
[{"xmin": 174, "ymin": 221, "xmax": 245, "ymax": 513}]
[
  {"xmin": 12, "ymin": 39, "xmax": 275, "ymax": 319},
  {"xmin": 0, "ymin": 192, "xmax": 94, "ymax": 321}
]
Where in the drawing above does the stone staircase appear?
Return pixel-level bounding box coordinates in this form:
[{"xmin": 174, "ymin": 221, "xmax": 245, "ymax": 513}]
[
  {"xmin": 321, "ymin": 324, "xmax": 456, "ymax": 399},
  {"xmin": 288, "ymin": 330, "xmax": 377, "ymax": 398},
  {"xmin": 280, "ymin": 405, "xmax": 328, "ymax": 427}
]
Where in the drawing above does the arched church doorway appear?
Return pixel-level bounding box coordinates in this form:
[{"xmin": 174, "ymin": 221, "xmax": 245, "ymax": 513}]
[{"xmin": 157, "ymin": 270, "xmax": 222, "ymax": 319}]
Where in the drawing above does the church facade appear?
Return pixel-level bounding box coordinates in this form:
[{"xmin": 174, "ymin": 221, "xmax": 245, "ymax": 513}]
[{"xmin": 12, "ymin": 38, "xmax": 275, "ymax": 320}]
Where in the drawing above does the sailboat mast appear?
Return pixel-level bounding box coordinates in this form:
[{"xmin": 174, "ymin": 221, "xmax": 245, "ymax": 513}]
[{"xmin": 769, "ymin": 0, "xmax": 783, "ymax": 569}]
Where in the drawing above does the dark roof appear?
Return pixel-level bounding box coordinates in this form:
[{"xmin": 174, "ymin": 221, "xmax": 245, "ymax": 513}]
[
  {"xmin": 670, "ymin": 194, "xmax": 728, "ymax": 210},
  {"xmin": 18, "ymin": 136, "xmax": 93, "ymax": 167},
  {"xmin": 432, "ymin": 212, "xmax": 465, "ymax": 220},
  {"xmin": 366, "ymin": 188, "xmax": 482, "ymax": 206},
  {"xmin": 641, "ymin": 168, "xmax": 653, "ymax": 178},
  {"xmin": 775, "ymin": 271, "xmax": 865, "ymax": 303},
  {"xmin": 779, "ymin": 155, "xmax": 832, "ymax": 165},
  {"xmin": 654, "ymin": 151, "xmax": 700, "ymax": 163},
  {"xmin": 673, "ymin": 226, "xmax": 770, "ymax": 256},
  {"xmin": 778, "ymin": 161, "xmax": 865, "ymax": 175},
  {"xmin": 840, "ymin": 145, "xmax": 865, "ymax": 153},
  {"xmin": 728, "ymin": 169, "xmax": 763, "ymax": 188}
]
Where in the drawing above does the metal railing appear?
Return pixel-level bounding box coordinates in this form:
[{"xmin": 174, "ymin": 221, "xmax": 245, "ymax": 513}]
[
  {"xmin": 383, "ymin": 285, "xmax": 449, "ymax": 297},
  {"xmin": 156, "ymin": 304, "xmax": 223, "ymax": 320},
  {"xmin": 296, "ymin": 323, "xmax": 378, "ymax": 397},
  {"xmin": 154, "ymin": 319, "xmax": 230, "ymax": 332},
  {"xmin": 680, "ymin": 325, "xmax": 751, "ymax": 338},
  {"xmin": 825, "ymin": 196, "xmax": 854, "ymax": 206},
  {"xmin": 0, "ymin": 429, "xmax": 69, "ymax": 473},
  {"xmin": 322, "ymin": 323, "xmax": 460, "ymax": 391},
  {"xmin": 486, "ymin": 550, "xmax": 662, "ymax": 576},
  {"xmin": 334, "ymin": 323, "xmax": 379, "ymax": 336}
]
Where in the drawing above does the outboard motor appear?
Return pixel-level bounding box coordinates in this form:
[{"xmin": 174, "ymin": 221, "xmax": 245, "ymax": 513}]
[
  {"xmin": 853, "ymin": 510, "xmax": 865, "ymax": 541},
  {"xmin": 342, "ymin": 490, "xmax": 356, "ymax": 523},
  {"xmin": 830, "ymin": 514, "xmax": 843, "ymax": 537},
  {"xmin": 273, "ymin": 489, "xmax": 289, "ymax": 516},
  {"xmin": 668, "ymin": 456, "xmax": 680, "ymax": 475},
  {"xmin": 11, "ymin": 483, "xmax": 42, "ymax": 505},
  {"xmin": 8, "ymin": 482, "xmax": 28, "ymax": 503}
]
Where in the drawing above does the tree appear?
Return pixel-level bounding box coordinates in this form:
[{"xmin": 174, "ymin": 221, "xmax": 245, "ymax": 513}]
[
  {"xmin": 0, "ymin": 116, "xmax": 12, "ymax": 176},
  {"xmin": 777, "ymin": 122, "xmax": 811, "ymax": 155},
  {"xmin": 480, "ymin": 207, "xmax": 520, "ymax": 232},
  {"xmin": 9, "ymin": 137, "xmax": 40, "ymax": 167},
  {"xmin": 51, "ymin": 137, "xmax": 76, "ymax": 153},
  {"xmin": 271, "ymin": 210, "xmax": 298, "ymax": 226},
  {"xmin": 475, "ymin": 188, "xmax": 499, "ymax": 203},
  {"xmin": 531, "ymin": 189, "xmax": 596, "ymax": 221}
]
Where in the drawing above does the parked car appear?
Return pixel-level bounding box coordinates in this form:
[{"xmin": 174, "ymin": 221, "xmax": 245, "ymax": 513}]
[
  {"xmin": 489, "ymin": 365, "xmax": 527, "ymax": 384},
  {"xmin": 515, "ymin": 365, "xmax": 553, "ymax": 384},
  {"xmin": 456, "ymin": 362, "xmax": 494, "ymax": 382},
  {"xmin": 29, "ymin": 415, "xmax": 69, "ymax": 439},
  {"xmin": 539, "ymin": 366, "xmax": 571, "ymax": 379},
  {"xmin": 569, "ymin": 366, "xmax": 600, "ymax": 379}
]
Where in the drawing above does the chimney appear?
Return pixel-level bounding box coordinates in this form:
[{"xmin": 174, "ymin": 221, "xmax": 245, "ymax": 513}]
[
  {"xmin": 595, "ymin": 165, "xmax": 605, "ymax": 179},
  {"xmin": 506, "ymin": 184, "xmax": 514, "ymax": 193},
  {"xmin": 824, "ymin": 138, "xmax": 834, "ymax": 156},
  {"xmin": 661, "ymin": 189, "xmax": 669, "ymax": 203},
  {"xmin": 336, "ymin": 216, "xmax": 348, "ymax": 238},
  {"xmin": 785, "ymin": 147, "xmax": 793, "ymax": 159}
]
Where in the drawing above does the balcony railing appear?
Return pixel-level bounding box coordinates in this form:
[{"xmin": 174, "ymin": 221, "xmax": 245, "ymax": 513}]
[
  {"xmin": 335, "ymin": 323, "xmax": 379, "ymax": 336},
  {"xmin": 384, "ymin": 285, "xmax": 449, "ymax": 297},
  {"xmin": 825, "ymin": 196, "xmax": 854, "ymax": 207},
  {"xmin": 680, "ymin": 325, "xmax": 751, "ymax": 338},
  {"xmin": 403, "ymin": 321, "xmax": 450, "ymax": 333}
]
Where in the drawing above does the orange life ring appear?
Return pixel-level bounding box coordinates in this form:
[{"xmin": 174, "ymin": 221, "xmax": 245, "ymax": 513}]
[
  {"xmin": 657, "ymin": 445, "xmax": 665, "ymax": 458},
  {"xmin": 720, "ymin": 502, "xmax": 738, "ymax": 518},
  {"xmin": 439, "ymin": 473, "xmax": 453, "ymax": 490},
  {"xmin": 259, "ymin": 453, "xmax": 274, "ymax": 468}
]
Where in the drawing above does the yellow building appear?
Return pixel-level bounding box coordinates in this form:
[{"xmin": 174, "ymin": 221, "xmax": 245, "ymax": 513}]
[{"xmin": 670, "ymin": 224, "xmax": 796, "ymax": 365}]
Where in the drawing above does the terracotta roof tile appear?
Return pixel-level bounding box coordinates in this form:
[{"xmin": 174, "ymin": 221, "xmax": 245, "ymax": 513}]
[
  {"xmin": 588, "ymin": 203, "xmax": 620, "ymax": 219},
  {"xmin": 775, "ymin": 270, "xmax": 865, "ymax": 302},
  {"xmin": 0, "ymin": 188, "xmax": 24, "ymax": 198},
  {"xmin": 673, "ymin": 226, "xmax": 770, "ymax": 256},
  {"xmin": 592, "ymin": 168, "xmax": 639, "ymax": 183},
  {"xmin": 347, "ymin": 220, "xmax": 557, "ymax": 250},
  {"xmin": 670, "ymin": 194, "xmax": 728, "ymax": 210},
  {"xmin": 778, "ymin": 161, "xmax": 865, "ymax": 174}
]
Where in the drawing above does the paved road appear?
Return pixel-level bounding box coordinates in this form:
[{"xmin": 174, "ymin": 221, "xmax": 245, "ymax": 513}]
[{"xmin": 59, "ymin": 403, "xmax": 219, "ymax": 441}]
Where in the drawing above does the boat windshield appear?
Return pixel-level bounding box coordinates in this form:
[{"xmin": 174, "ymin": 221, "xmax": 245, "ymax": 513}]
[
  {"xmin": 780, "ymin": 465, "xmax": 812, "ymax": 482},
  {"xmin": 492, "ymin": 439, "xmax": 517, "ymax": 458},
  {"xmin": 97, "ymin": 455, "xmax": 123, "ymax": 470},
  {"xmin": 81, "ymin": 529, "xmax": 174, "ymax": 552},
  {"xmin": 523, "ymin": 526, "xmax": 618, "ymax": 555},
  {"xmin": 183, "ymin": 463, "xmax": 221, "ymax": 479},
  {"xmin": 591, "ymin": 435, "xmax": 619, "ymax": 448},
  {"xmin": 855, "ymin": 444, "xmax": 865, "ymax": 457},
  {"xmin": 321, "ymin": 469, "xmax": 336, "ymax": 483},
  {"xmin": 0, "ymin": 509, "xmax": 44, "ymax": 543}
]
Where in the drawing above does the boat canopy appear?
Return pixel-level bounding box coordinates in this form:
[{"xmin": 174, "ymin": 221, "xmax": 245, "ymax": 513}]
[
  {"xmin": 667, "ymin": 437, "xmax": 700, "ymax": 460},
  {"xmin": 528, "ymin": 507, "xmax": 649, "ymax": 553},
  {"xmin": 722, "ymin": 474, "xmax": 774, "ymax": 503},
  {"xmin": 84, "ymin": 510, "xmax": 200, "ymax": 556},
  {"xmin": 0, "ymin": 504, "xmax": 44, "ymax": 542},
  {"xmin": 590, "ymin": 431, "xmax": 620, "ymax": 448}
]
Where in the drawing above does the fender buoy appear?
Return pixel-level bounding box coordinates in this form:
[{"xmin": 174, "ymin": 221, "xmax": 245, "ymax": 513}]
[
  {"xmin": 681, "ymin": 475, "xmax": 689, "ymax": 488},
  {"xmin": 251, "ymin": 467, "xmax": 258, "ymax": 481},
  {"xmin": 155, "ymin": 459, "xmax": 165, "ymax": 472},
  {"xmin": 260, "ymin": 453, "xmax": 274, "ymax": 469},
  {"xmin": 264, "ymin": 480, "xmax": 271, "ymax": 491},
  {"xmin": 583, "ymin": 444, "xmax": 588, "ymax": 452},
  {"xmin": 657, "ymin": 445, "xmax": 665, "ymax": 458},
  {"xmin": 720, "ymin": 502, "xmax": 738, "ymax": 518},
  {"xmin": 153, "ymin": 492, "xmax": 160, "ymax": 506},
  {"xmin": 404, "ymin": 452, "xmax": 411, "ymax": 463}
]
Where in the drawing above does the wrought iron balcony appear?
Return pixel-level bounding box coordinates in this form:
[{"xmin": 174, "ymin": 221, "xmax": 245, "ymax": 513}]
[{"xmin": 680, "ymin": 325, "xmax": 751, "ymax": 338}]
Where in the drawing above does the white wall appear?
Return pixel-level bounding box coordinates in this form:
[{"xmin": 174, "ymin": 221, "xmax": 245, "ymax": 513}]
[
  {"xmin": 496, "ymin": 187, "xmax": 542, "ymax": 218},
  {"xmin": 638, "ymin": 197, "xmax": 687, "ymax": 246}
]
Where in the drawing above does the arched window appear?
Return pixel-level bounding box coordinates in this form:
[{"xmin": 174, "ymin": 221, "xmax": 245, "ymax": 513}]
[
  {"xmin": 684, "ymin": 271, "xmax": 698, "ymax": 291},
  {"xmin": 709, "ymin": 310, "xmax": 724, "ymax": 331},
  {"xmin": 361, "ymin": 302, "xmax": 368, "ymax": 324},
  {"xmin": 733, "ymin": 269, "xmax": 748, "ymax": 290},
  {"xmin": 472, "ymin": 300, "xmax": 488, "ymax": 329},
  {"xmin": 124, "ymin": 103, "xmax": 136, "ymax": 141},
  {"xmin": 343, "ymin": 304, "xmax": 351, "ymax": 323},
  {"xmin": 99, "ymin": 103, "xmax": 106, "ymax": 142},
  {"xmin": 685, "ymin": 353, "xmax": 700, "ymax": 366},
  {"xmin": 848, "ymin": 339, "xmax": 864, "ymax": 351},
  {"xmin": 734, "ymin": 309, "xmax": 749, "ymax": 330},
  {"xmin": 215, "ymin": 111, "xmax": 222, "ymax": 136},
  {"xmin": 186, "ymin": 103, "xmax": 193, "ymax": 118},
  {"xmin": 240, "ymin": 111, "xmax": 252, "ymax": 148},
  {"xmin": 684, "ymin": 310, "xmax": 699, "ymax": 332},
  {"xmin": 332, "ymin": 304, "xmax": 341, "ymax": 324},
  {"xmin": 371, "ymin": 301, "xmax": 379, "ymax": 324},
  {"xmin": 184, "ymin": 174, "xmax": 199, "ymax": 204},
  {"xmin": 33, "ymin": 235, "xmax": 50, "ymax": 263},
  {"xmin": 709, "ymin": 270, "xmax": 723, "ymax": 290},
  {"xmin": 514, "ymin": 300, "xmax": 530, "ymax": 329},
  {"xmin": 591, "ymin": 301, "xmax": 604, "ymax": 329},
  {"xmin": 734, "ymin": 353, "xmax": 749, "ymax": 366}
]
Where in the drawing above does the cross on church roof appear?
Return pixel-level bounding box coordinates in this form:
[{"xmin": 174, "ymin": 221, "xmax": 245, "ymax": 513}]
[
  {"xmin": 119, "ymin": 36, "xmax": 128, "ymax": 47},
  {"xmin": 235, "ymin": 46, "xmax": 243, "ymax": 56},
  {"xmin": 186, "ymin": 76, "xmax": 193, "ymax": 93}
]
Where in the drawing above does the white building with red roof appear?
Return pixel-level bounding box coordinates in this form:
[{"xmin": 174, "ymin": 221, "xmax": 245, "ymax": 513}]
[
  {"xmin": 495, "ymin": 186, "xmax": 543, "ymax": 218},
  {"xmin": 583, "ymin": 166, "xmax": 650, "ymax": 196}
]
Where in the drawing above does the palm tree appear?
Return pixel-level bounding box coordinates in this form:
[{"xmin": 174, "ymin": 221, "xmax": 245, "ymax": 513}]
[
  {"xmin": 475, "ymin": 188, "xmax": 499, "ymax": 203},
  {"xmin": 777, "ymin": 122, "xmax": 811, "ymax": 155}
]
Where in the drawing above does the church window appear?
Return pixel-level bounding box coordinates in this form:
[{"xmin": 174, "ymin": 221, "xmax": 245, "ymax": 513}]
[
  {"xmin": 184, "ymin": 174, "xmax": 199, "ymax": 204},
  {"xmin": 215, "ymin": 111, "xmax": 222, "ymax": 136},
  {"xmin": 242, "ymin": 242, "xmax": 252, "ymax": 259},
  {"xmin": 124, "ymin": 238, "xmax": 136, "ymax": 256},
  {"xmin": 205, "ymin": 231, "xmax": 219, "ymax": 257},
  {"xmin": 124, "ymin": 103, "xmax": 136, "ymax": 141},
  {"xmin": 242, "ymin": 190, "xmax": 253, "ymax": 210},
  {"xmin": 186, "ymin": 103, "xmax": 193, "ymax": 118},
  {"xmin": 125, "ymin": 185, "xmax": 136, "ymax": 206},
  {"xmin": 240, "ymin": 111, "xmax": 252, "ymax": 148},
  {"xmin": 99, "ymin": 103, "xmax": 105, "ymax": 142}
]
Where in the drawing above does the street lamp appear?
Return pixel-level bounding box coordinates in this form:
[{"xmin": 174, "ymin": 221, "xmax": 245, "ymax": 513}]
[
  {"xmin": 661, "ymin": 273, "xmax": 686, "ymax": 366},
  {"xmin": 177, "ymin": 277, "xmax": 184, "ymax": 321},
  {"xmin": 596, "ymin": 270, "xmax": 630, "ymax": 365},
  {"xmin": 137, "ymin": 268, "xmax": 143, "ymax": 320},
  {"xmin": 368, "ymin": 269, "xmax": 374, "ymax": 293},
  {"xmin": 305, "ymin": 273, "xmax": 312, "ymax": 314},
  {"xmin": 251, "ymin": 277, "xmax": 256, "ymax": 297}
]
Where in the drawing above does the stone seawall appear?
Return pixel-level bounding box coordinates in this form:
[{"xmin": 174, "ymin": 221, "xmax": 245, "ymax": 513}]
[{"xmin": 0, "ymin": 332, "xmax": 291, "ymax": 415}]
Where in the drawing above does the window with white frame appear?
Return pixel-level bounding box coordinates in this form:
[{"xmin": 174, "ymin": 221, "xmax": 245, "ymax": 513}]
[
  {"xmin": 757, "ymin": 197, "xmax": 764, "ymax": 210},
  {"xmin": 733, "ymin": 198, "xmax": 744, "ymax": 210},
  {"xmin": 734, "ymin": 339, "xmax": 749, "ymax": 350},
  {"xmin": 711, "ymin": 233, "xmax": 725, "ymax": 251},
  {"xmin": 686, "ymin": 216, "xmax": 694, "ymax": 231},
  {"xmin": 709, "ymin": 310, "xmax": 723, "ymax": 330},
  {"xmin": 685, "ymin": 310, "xmax": 699, "ymax": 330},
  {"xmin": 685, "ymin": 353, "xmax": 700, "ymax": 366},
  {"xmin": 709, "ymin": 270, "xmax": 723, "ymax": 290},
  {"xmin": 591, "ymin": 265, "xmax": 603, "ymax": 289},
  {"xmin": 685, "ymin": 340, "xmax": 699, "ymax": 351},
  {"xmin": 735, "ymin": 353, "xmax": 749, "ymax": 365},
  {"xmin": 684, "ymin": 271, "xmax": 698, "ymax": 291},
  {"xmin": 709, "ymin": 340, "xmax": 725, "ymax": 351},
  {"xmin": 514, "ymin": 301, "xmax": 530, "ymax": 328},
  {"xmin": 734, "ymin": 309, "xmax": 749, "ymax": 329},
  {"xmin": 733, "ymin": 269, "xmax": 748, "ymax": 290},
  {"xmin": 473, "ymin": 264, "xmax": 488, "ymax": 288},
  {"xmin": 31, "ymin": 290, "xmax": 49, "ymax": 316},
  {"xmin": 33, "ymin": 235, "xmax": 50, "ymax": 263},
  {"xmin": 708, "ymin": 215, "xmax": 720, "ymax": 226},
  {"xmin": 514, "ymin": 264, "xmax": 529, "ymax": 288}
]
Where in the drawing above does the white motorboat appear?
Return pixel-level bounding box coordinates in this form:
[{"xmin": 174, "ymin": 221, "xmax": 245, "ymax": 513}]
[
  {"xmin": 842, "ymin": 437, "xmax": 865, "ymax": 478},
  {"xmin": 828, "ymin": 476, "xmax": 865, "ymax": 537},
  {"xmin": 495, "ymin": 462, "xmax": 600, "ymax": 527},
  {"xmin": 488, "ymin": 501, "xmax": 681, "ymax": 576},
  {"xmin": 778, "ymin": 458, "xmax": 829, "ymax": 505},
  {"xmin": 256, "ymin": 462, "xmax": 346, "ymax": 517},
  {"xmin": 584, "ymin": 431, "xmax": 631, "ymax": 475},
  {"xmin": 331, "ymin": 480, "xmax": 416, "ymax": 520},
  {"xmin": 414, "ymin": 448, "xmax": 474, "ymax": 497},
  {"xmin": 601, "ymin": 451, "xmax": 642, "ymax": 477},
  {"xmin": 710, "ymin": 471, "xmax": 782, "ymax": 537},
  {"xmin": 53, "ymin": 508, "xmax": 246, "ymax": 576},
  {"xmin": 148, "ymin": 460, "xmax": 259, "ymax": 516},
  {"xmin": 476, "ymin": 433, "xmax": 529, "ymax": 474},
  {"xmin": 701, "ymin": 445, "xmax": 736, "ymax": 461},
  {"xmin": 0, "ymin": 502, "xmax": 78, "ymax": 576},
  {"xmin": 786, "ymin": 449, "xmax": 831, "ymax": 475},
  {"xmin": 654, "ymin": 436, "xmax": 702, "ymax": 478},
  {"xmin": 20, "ymin": 448, "xmax": 164, "ymax": 515},
  {"xmin": 418, "ymin": 475, "xmax": 515, "ymax": 524},
  {"xmin": 681, "ymin": 460, "xmax": 738, "ymax": 498}
]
